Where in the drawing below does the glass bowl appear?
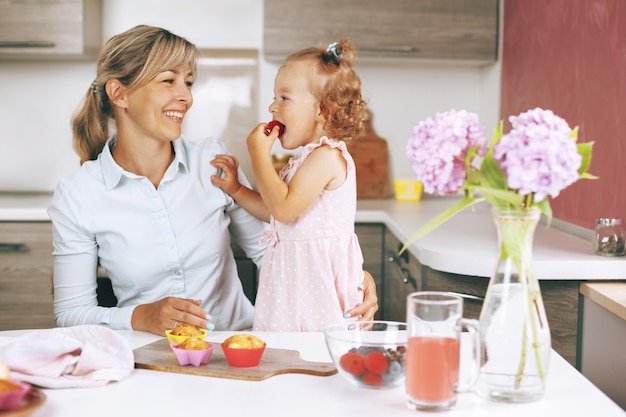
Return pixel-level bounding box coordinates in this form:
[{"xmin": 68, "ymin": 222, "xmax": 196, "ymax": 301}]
[{"xmin": 324, "ymin": 321, "xmax": 407, "ymax": 389}]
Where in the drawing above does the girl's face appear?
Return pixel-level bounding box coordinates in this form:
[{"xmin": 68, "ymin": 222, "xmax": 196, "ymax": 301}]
[
  {"xmin": 119, "ymin": 65, "xmax": 194, "ymax": 144},
  {"xmin": 268, "ymin": 61, "xmax": 326, "ymax": 149}
]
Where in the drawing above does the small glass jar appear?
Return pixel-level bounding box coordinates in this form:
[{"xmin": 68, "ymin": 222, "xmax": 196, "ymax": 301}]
[{"xmin": 594, "ymin": 218, "xmax": 625, "ymax": 256}]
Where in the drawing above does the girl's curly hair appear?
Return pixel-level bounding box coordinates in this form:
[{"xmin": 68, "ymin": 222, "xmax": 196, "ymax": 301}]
[{"xmin": 282, "ymin": 38, "xmax": 367, "ymax": 142}]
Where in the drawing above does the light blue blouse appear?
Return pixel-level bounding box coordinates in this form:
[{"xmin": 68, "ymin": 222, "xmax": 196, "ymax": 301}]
[{"xmin": 48, "ymin": 136, "xmax": 267, "ymax": 331}]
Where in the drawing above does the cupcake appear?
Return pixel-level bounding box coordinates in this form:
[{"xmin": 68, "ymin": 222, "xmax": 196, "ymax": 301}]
[
  {"xmin": 221, "ymin": 334, "xmax": 266, "ymax": 367},
  {"xmin": 170, "ymin": 338, "xmax": 215, "ymax": 367},
  {"xmin": 0, "ymin": 379, "xmax": 31, "ymax": 411},
  {"xmin": 165, "ymin": 323, "xmax": 208, "ymax": 344}
]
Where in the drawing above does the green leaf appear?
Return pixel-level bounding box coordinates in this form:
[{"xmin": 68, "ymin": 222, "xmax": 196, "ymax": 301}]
[
  {"xmin": 480, "ymin": 156, "xmax": 508, "ymax": 190},
  {"xmin": 465, "ymin": 145, "xmax": 481, "ymax": 168},
  {"xmin": 399, "ymin": 196, "xmax": 485, "ymax": 254},
  {"xmin": 485, "ymin": 121, "xmax": 504, "ymax": 159},
  {"xmin": 535, "ymin": 198, "xmax": 553, "ymax": 226},
  {"xmin": 577, "ymin": 141, "xmax": 596, "ymax": 178},
  {"xmin": 475, "ymin": 186, "xmax": 525, "ymax": 208}
]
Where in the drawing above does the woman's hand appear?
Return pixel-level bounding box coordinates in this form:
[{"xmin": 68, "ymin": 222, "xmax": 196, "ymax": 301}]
[
  {"xmin": 131, "ymin": 297, "xmax": 213, "ymax": 336},
  {"xmin": 346, "ymin": 270, "xmax": 379, "ymax": 321}
]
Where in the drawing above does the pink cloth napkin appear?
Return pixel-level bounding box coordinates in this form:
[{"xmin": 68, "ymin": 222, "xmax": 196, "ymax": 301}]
[{"xmin": 0, "ymin": 325, "xmax": 134, "ymax": 388}]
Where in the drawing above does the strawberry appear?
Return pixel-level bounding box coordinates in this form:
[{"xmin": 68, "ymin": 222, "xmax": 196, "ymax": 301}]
[
  {"xmin": 339, "ymin": 352, "xmax": 365, "ymax": 377},
  {"xmin": 364, "ymin": 351, "xmax": 388, "ymax": 375},
  {"xmin": 264, "ymin": 120, "xmax": 285, "ymax": 137},
  {"xmin": 362, "ymin": 371, "xmax": 383, "ymax": 386}
]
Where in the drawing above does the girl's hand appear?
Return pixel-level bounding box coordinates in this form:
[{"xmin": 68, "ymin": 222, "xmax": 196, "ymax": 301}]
[
  {"xmin": 131, "ymin": 297, "xmax": 213, "ymax": 336},
  {"xmin": 247, "ymin": 123, "xmax": 276, "ymax": 158},
  {"xmin": 210, "ymin": 154, "xmax": 242, "ymax": 196},
  {"xmin": 346, "ymin": 271, "xmax": 379, "ymax": 321}
]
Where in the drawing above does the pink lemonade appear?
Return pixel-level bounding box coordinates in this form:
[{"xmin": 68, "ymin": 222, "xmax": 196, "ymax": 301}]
[{"xmin": 405, "ymin": 336, "xmax": 460, "ymax": 403}]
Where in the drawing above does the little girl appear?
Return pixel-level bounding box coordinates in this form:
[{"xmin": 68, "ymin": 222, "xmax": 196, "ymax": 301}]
[{"xmin": 212, "ymin": 39, "xmax": 368, "ymax": 331}]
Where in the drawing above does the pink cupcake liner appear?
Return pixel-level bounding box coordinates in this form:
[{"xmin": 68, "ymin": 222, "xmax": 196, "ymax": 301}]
[
  {"xmin": 221, "ymin": 344, "xmax": 266, "ymax": 367},
  {"xmin": 170, "ymin": 343, "xmax": 215, "ymax": 367},
  {"xmin": 0, "ymin": 381, "xmax": 31, "ymax": 411}
]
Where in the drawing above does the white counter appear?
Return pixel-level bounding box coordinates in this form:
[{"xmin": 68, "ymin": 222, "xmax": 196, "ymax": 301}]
[
  {"xmin": 1, "ymin": 329, "xmax": 623, "ymax": 417},
  {"xmin": 1, "ymin": 192, "xmax": 625, "ymax": 280},
  {"xmin": 0, "ymin": 192, "xmax": 52, "ymax": 221},
  {"xmin": 355, "ymin": 198, "xmax": 626, "ymax": 280}
]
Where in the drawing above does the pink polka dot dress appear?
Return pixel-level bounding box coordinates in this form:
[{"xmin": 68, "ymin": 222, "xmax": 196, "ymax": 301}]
[{"xmin": 252, "ymin": 137, "xmax": 365, "ymax": 331}]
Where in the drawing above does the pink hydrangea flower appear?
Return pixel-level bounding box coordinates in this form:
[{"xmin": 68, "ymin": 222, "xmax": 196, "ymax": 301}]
[
  {"xmin": 406, "ymin": 110, "xmax": 487, "ymax": 195},
  {"xmin": 493, "ymin": 108, "xmax": 582, "ymax": 202}
]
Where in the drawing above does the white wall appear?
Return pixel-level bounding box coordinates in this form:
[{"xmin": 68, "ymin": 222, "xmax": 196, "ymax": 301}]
[{"xmin": 0, "ymin": 0, "xmax": 500, "ymax": 192}]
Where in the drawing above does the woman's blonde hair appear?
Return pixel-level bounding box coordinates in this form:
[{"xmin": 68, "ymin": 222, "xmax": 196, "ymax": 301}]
[
  {"xmin": 72, "ymin": 25, "xmax": 199, "ymax": 164},
  {"xmin": 282, "ymin": 38, "xmax": 367, "ymax": 142}
]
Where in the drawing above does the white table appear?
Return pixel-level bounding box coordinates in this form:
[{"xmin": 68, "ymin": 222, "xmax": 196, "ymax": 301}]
[{"xmin": 2, "ymin": 329, "xmax": 624, "ymax": 417}]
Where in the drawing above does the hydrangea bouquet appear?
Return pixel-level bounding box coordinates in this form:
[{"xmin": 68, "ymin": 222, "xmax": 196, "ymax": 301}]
[{"xmin": 403, "ymin": 107, "xmax": 596, "ymax": 247}]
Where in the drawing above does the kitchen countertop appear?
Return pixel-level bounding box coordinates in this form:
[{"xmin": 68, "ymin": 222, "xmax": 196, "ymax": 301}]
[
  {"xmin": 1, "ymin": 192, "xmax": 625, "ymax": 281},
  {"xmin": 0, "ymin": 191, "xmax": 52, "ymax": 221},
  {"xmin": 580, "ymin": 282, "xmax": 626, "ymax": 321},
  {"xmin": 0, "ymin": 329, "xmax": 624, "ymax": 417},
  {"xmin": 355, "ymin": 197, "xmax": 626, "ymax": 281}
]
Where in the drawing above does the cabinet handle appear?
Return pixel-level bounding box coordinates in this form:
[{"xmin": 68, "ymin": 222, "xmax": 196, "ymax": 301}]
[
  {"xmin": 0, "ymin": 41, "xmax": 56, "ymax": 48},
  {"xmin": 360, "ymin": 45, "xmax": 417, "ymax": 53},
  {"xmin": 446, "ymin": 291, "xmax": 484, "ymax": 302},
  {"xmin": 0, "ymin": 243, "xmax": 27, "ymax": 252},
  {"xmin": 388, "ymin": 254, "xmax": 417, "ymax": 289}
]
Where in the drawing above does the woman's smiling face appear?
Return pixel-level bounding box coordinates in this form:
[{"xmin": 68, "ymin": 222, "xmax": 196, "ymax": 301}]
[{"xmin": 122, "ymin": 65, "xmax": 195, "ymax": 143}]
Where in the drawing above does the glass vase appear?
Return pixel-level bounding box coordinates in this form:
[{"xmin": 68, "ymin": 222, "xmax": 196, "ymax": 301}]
[{"xmin": 476, "ymin": 206, "xmax": 551, "ymax": 403}]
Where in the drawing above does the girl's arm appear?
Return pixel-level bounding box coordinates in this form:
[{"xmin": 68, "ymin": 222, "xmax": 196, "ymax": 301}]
[
  {"xmin": 211, "ymin": 154, "xmax": 271, "ymax": 223},
  {"xmin": 248, "ymin": 125, "xmax": 345, "ymax": 223}
]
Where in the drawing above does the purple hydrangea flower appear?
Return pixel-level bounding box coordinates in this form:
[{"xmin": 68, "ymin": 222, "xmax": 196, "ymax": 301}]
[
  {"xmin": 493, "ymin": 108, "xmax": 582, "ymax": 202},
  {"xmin": 406, "ymin": 110, "xmax": 487, "ymax": 195}
]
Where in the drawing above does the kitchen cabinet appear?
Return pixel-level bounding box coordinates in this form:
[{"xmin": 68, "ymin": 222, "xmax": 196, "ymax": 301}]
[
  {"xmin": 355, "ymin": 223, "xmax": 385, "ymax": 319},
  {"xmin": 231, "ymin": 241, "xmax": 258, "ymax": 305},
  {"xmin": 0, "ymin": 222, "xmax": 55, "ymax": 330},
  {"xmin": 264, "ymin": 0, "xmax": 499, "ymax": 63},
  {"xmin": 423, "ymin": 268, "xmax": 489, "ymax": 320},
  {"xmin": 382, "ymin": 227, "xmax": 421, "ymax": 322},
  {"xmin": 580, "ymin": 283, "xmax": 626, "ymax": 410},
  {"xmin": 0, "ymin": 0, "xmax": 101, "ymax": 59},
  {"xmin": 423, "ymin": 266, "xmax": 581, "ymax": 368}
]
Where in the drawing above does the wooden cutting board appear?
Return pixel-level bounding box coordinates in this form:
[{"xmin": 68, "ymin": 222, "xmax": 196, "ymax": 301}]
[
  {"xmin": 133, "ymin": 338, "xmax": 337, "ymax": 381},
  {"xmin": 347, "ymin": 114, "xmax": 389, "ymax": 199}
]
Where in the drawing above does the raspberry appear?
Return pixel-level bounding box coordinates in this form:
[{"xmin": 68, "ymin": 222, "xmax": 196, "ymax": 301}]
[
  {"xmin": 339, "ymin": 352, "xmax": 365, "ymax": 376},
  {"xmin": 362, "ymin": 371, "xmax": 383, "ymax": 386},
  {"xmin": 364, "ymin": 351, "xmax": 388, "ymax": 374},
  {"xmin": 264, "ymin": 121, "xmax": 285, "ymax": 136}
]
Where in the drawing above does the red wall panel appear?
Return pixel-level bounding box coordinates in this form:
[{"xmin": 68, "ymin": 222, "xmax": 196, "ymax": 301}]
[{"xmin": 501, "ymin": 0, "xmax": 626, "ymax": 229}]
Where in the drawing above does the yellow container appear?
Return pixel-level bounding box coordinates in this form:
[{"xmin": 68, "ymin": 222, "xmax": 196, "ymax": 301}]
[{"xmin": 393, "ymin": 179, "xmax": 423, "ymax": 202}]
